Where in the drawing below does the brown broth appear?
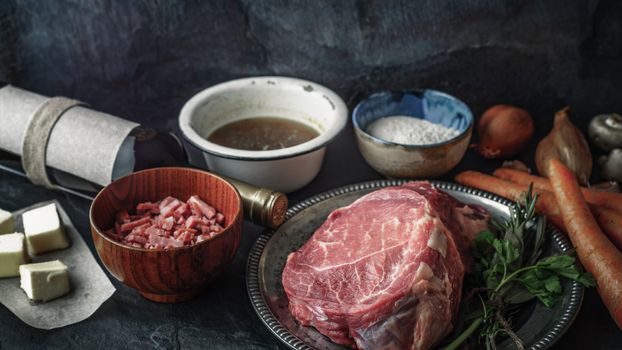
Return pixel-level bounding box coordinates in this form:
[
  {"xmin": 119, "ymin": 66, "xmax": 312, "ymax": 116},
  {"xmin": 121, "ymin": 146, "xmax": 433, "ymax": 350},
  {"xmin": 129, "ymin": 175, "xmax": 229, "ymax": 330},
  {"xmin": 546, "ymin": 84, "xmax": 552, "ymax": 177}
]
[{"xmin": 207, "ymin": 117, "xmax": 320, "ymax": 151}]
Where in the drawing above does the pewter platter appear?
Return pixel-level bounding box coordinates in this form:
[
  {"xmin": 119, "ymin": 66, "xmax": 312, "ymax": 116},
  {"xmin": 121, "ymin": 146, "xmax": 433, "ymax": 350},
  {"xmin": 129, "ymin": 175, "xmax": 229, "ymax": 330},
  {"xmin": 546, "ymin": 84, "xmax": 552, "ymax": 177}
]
[{"xmin": 246, "ymin": 180, "xmax": 583, "ymax": 350}]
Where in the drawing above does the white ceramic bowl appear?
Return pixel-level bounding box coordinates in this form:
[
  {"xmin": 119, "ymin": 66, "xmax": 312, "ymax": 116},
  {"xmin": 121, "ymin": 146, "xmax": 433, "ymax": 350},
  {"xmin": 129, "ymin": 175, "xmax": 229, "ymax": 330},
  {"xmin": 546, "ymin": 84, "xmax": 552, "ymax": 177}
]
[{"xmin": 179, "ymin": 77, "xmax": 348, "ymax": 193}]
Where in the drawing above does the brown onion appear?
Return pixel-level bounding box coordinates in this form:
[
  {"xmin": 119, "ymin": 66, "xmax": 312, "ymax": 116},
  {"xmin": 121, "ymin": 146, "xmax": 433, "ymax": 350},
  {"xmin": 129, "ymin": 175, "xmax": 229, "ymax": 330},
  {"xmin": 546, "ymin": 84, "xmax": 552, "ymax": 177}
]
[
  {"xmin": 535, "ymin": 106, "xmax": 593, "ymax": 185},
  {"xmin": 472, "ymin": 105, "xmax": 535, "ymax": 159}
]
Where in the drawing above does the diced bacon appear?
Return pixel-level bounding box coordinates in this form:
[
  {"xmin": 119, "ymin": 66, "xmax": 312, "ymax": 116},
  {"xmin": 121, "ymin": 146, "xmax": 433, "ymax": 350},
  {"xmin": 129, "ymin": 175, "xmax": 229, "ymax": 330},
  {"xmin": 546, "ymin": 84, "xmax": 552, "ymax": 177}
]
[
  {"xmin": 160, "ymin": 199, "xmax": 182, "ymax": 218},
  {"xmin": 131, "ymin": 223, "xmax": 151, "ymax": 236},
  {"xmin": 177, "ymin": 231, "xmax": 194, "ymax": 245},
  {"xmin": 188, "ymin": 195, "xmax": 216, "ymax": 219},
  {"xmin": 159, "ymin": 196, "xmax": 177, "ymax": 210},
  {"xmin": 162, "ymin": 216, "xmax": 175, "ymax": 230},
  {"xmin": 174, "ymin": 203, "xmax": 190, "ymax": 218},
  {"xmin": 116, "ymin": 210, "xmax": 130, "ymax": 224},
  {"xmin": 127, "ymin": 235, "xmax": 147, "ymax": 245},
  {"xmin": 149, "ymin": 234, "xmax": 183, "ymax": 248},
  {"xmin": 109, "ymin": 194, "xmax": 225, "ymax": 249},
  {"xmin": 215, "ymin": 213, "xmax": 225, "ymax": 224},
  {"xmin": 145, "ymin": 226, "xmax": 164, "ymax": 237},
  {"xmin": 188, "ymin": 201, "xmax": 201, "ymax": 217},
  {"xmin": 137, "ymin": 202, "xmax": 159, "ymax": 212},
  {"xmin": 172, "ymin": 229, "xmax": 183, "ymax": 238},
  {"xmin": 120, "ymin": 217, "xmax": 152, "ymax": 233},
  {"xmin": 185, "ymin": 216, "xmax": 202, "ymax": 229}
]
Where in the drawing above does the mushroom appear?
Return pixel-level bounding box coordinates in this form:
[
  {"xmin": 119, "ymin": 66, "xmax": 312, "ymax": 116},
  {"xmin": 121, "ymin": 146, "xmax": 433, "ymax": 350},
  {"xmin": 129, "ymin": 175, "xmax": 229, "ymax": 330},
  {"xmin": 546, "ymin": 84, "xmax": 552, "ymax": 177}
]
[
  {"xmin": 599, "ymin": 149, "xmax": 622, "ymax": 182},
  {"xmin": 588, "ymin": 113, "xmax": 622, "ymax": 151}
]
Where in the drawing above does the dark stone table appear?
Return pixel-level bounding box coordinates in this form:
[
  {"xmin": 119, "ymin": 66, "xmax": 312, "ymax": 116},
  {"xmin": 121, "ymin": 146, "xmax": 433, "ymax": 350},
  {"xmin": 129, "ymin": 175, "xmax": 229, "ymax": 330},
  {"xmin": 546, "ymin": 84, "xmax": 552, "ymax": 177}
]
[{"xmin": 1, "ymin": 122, "xmax": 621, "ymax": 349}]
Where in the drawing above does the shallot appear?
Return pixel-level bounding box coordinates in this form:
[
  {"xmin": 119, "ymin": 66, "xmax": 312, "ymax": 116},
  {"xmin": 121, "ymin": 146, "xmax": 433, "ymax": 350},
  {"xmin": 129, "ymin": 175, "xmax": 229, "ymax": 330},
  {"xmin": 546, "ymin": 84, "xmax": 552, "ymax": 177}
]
[
  {"xmin": 535, "ymin": 107, "xmax": 592, "ymax": 185},
  {"xmin": 472, "ymin": 105, "xmax": 534, "ymax": 159}
]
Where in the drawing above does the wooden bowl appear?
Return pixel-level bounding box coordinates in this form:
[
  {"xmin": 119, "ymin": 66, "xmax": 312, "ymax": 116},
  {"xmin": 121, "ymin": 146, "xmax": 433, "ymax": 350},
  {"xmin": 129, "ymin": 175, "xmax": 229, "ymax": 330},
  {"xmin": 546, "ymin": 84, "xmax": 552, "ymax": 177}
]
[{"xmin": 89, "ymin": 167, "xmax": 243, "ymax": 303}]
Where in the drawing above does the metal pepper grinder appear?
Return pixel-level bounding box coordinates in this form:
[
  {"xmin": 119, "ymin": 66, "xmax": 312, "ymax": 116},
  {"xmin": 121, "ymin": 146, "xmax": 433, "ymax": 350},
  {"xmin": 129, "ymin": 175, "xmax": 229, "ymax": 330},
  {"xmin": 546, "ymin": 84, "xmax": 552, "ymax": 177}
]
[{"xmin": 222, "ymin": 176, "xmax": 288, "ymax": 229}]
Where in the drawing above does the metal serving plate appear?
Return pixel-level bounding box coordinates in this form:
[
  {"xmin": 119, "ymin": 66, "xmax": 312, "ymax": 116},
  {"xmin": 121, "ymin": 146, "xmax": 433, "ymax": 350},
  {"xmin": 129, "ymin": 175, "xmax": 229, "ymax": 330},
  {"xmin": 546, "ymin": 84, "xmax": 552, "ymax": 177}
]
[{"xmin": 246, "ymin": 180, "xmax": 583, "ymax": 350}]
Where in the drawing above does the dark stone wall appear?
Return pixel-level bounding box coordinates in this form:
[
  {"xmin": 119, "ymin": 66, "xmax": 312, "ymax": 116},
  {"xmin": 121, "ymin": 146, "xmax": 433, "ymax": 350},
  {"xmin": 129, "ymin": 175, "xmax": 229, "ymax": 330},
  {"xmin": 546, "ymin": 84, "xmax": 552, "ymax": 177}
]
[{"xmin": 2, "ymin": 0, "xmax": 622, "ymax": 133}]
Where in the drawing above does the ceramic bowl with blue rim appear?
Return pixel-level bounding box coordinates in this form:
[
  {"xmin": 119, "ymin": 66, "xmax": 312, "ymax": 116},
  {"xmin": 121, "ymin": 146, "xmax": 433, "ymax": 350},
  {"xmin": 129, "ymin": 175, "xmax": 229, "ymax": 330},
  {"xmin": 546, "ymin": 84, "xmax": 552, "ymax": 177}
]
[{"xmin": 352, "ymin": 89, "xmax": 473, "ymax": 178}]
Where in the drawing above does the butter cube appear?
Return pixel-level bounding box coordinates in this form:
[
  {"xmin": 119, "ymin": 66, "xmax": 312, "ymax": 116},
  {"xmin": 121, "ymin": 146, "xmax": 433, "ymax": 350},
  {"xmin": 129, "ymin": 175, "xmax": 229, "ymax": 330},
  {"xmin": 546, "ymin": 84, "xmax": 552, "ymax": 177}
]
[
  {"xmin": 20, "ymin": 260, "xmax": 70, "ymax": 302},
  {"xmin": 0, "ymin": 208, "xmax": 13, "ymax": 234},
  {"xmin": 23, "ymin": 203, "xmax": 69, "ymax": 254},
  {"xmin": 0, "ymin": 233, "xmax": 29, "ymax": 277}
]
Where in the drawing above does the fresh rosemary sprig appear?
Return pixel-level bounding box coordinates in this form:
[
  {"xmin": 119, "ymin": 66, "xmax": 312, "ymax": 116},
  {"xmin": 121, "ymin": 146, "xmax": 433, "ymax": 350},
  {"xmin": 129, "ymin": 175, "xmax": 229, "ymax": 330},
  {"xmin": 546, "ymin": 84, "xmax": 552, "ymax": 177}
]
[{"xmin": 443, "ymin": 186, "xmax": 595, "ymax": 350}]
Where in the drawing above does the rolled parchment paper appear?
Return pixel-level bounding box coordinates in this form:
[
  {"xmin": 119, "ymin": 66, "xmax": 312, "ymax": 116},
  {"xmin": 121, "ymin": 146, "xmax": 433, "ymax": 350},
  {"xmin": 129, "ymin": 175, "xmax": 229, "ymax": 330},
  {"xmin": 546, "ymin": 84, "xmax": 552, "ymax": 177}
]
[
  {"xmin": 0, "ymin": 85, "xmax": 139, "ymax": 186},
  {"xmin": 0, "ymin": 200, "xmax": 115, "ymax": 329}
]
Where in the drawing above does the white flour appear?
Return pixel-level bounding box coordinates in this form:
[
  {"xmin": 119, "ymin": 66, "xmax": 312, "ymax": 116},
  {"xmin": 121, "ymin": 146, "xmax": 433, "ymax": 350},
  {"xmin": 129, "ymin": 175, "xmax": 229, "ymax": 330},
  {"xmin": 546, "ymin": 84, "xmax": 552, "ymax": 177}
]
[{"xmin": 367, "ymin": 116, "xmax": 460, "ymax": 145}]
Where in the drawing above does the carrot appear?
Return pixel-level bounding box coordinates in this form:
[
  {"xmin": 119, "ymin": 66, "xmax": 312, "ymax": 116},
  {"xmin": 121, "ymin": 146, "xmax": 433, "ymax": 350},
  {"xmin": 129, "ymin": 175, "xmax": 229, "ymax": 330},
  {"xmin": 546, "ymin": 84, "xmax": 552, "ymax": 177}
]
[
  {"xmin": 492, "ymin": 168, "xmax": 553, "ymax": 192},
  {"xmin": 548, "ymin": 159, "xmax": 622, "ymax": 329},
  {"xmin": 455, "ymin": 171, "xmax": 565, "ymax": 225},
  {"xmin": 456, "ymin": 171, "xmax": 530, "ymax": 204},
  {"xmin": 455, "ymin": 171, "xmax": 622, "ymax": 250},
  {"xmin": 593, "ymin": 208, "xmax": 622, "ymax": 251},
  {"xmin": 493, "ymin": 167, "xmax": 622, "ymax": 212}
]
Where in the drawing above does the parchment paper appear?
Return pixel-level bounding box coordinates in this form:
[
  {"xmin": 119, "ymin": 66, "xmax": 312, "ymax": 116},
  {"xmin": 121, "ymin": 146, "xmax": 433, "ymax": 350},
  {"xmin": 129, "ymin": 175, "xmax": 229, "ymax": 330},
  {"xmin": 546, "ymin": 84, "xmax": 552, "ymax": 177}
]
[
  {"xmin": 0, "ymin": 200, "xmax": 116, "ymax": 329},
  {"xmin": 0, "ymin": 85, "xmax": 139, "ymax": 186}
]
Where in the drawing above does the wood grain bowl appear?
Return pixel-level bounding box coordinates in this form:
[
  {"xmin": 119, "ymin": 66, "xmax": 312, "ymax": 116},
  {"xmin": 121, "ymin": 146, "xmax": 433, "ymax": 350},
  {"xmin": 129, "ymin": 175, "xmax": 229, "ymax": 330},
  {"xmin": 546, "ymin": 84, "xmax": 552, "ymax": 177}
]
[{"xmin": 89, "ymin": 167, "xmax": 243, "ymax": 303}]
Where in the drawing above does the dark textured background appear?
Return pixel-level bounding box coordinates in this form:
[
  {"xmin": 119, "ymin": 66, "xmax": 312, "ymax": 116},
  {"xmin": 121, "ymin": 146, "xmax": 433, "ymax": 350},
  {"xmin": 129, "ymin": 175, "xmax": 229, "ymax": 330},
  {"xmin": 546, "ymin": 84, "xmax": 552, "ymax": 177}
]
[
  {"xmin": 1, "ymin": 1, "xmax": 622, "ymax": 349},
  {"xmin": 2, "ymin": 0, "xmax": 622, "ymax": 134}
]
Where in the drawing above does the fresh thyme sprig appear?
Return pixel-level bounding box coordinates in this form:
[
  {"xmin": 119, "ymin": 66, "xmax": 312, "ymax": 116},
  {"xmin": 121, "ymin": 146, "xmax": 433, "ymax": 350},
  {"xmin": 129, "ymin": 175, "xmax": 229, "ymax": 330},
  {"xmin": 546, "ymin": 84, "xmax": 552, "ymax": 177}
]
[{"xmin": 443, "ymin": 186, "xmax": 595, "ymax": 350}]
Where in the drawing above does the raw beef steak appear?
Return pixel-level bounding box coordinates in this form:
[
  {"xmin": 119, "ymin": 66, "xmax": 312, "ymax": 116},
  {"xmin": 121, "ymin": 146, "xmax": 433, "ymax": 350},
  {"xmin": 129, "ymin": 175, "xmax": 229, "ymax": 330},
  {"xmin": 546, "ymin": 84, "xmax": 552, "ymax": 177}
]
[{"xmin": 282, "ymin": 182, "xmax": 489, "ymax": 350}]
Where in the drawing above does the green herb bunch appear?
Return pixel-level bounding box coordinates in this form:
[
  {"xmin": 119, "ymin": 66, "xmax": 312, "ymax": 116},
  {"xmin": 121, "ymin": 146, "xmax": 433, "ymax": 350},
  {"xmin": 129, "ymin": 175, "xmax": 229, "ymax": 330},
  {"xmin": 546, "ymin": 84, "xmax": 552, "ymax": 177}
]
[{"xmin": 443, "ymin": 187, "xmax": 595, "ymax": 350}]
